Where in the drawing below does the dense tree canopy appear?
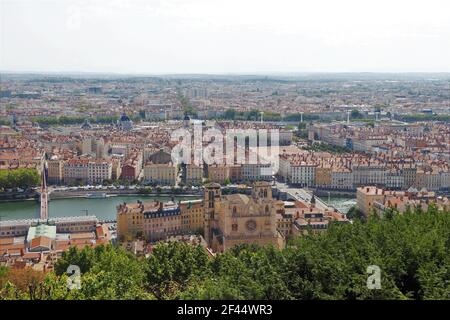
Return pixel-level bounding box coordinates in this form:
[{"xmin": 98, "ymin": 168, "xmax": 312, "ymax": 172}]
[
  {"xmin": 304, "ymin": 143, "xmax": 352, "ymax": 154},
  {"xmin": 1, "ymin": 206, "xmax": 449, "ymax": 300},
  {"xmin": 0, "ymin": 168, "xmax": 40, "ymax": 190}
]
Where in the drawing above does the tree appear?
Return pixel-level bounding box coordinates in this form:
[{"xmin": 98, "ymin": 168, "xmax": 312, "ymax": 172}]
[
  {"xmin": 1, "ymin": 206, "xmax": 449, "ymax": 300},
  {"xmin": 0, "ymin": 268, "xmax": 45, "ymax": 300},
  {"xmin": 224, "ymin": 108, "xmax": 236, "ymax": 120},
  {"xmin": 145, "ymin": 241, "xmax": 210, "ymax": 299},
  {"xmin": 246, "ymin": 109, "xmax": 260, "ymax": 121},
  {"xmin": 0, "ymin": 168, "xmax": 40, "ymax": 190},
  {"xmin": 351, "ymin": 109, "xmax": 363, "ymax": 119}
]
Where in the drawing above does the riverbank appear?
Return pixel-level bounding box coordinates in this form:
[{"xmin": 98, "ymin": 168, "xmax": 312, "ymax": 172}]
[
  {"xmin": 0, "ymin": 191, "xmax": 37, "ymax": 202},
  {"xmin": 49, "ymin": 190, "xmax": 202, "ymax": 200},
  {"xmin": 0, "ymin": 187, "xmax": 203, "ymax": 201}
]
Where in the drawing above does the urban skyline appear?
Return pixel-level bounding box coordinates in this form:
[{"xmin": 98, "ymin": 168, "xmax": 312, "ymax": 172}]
[{"xmin": 0, "ymin": 0, "xmax": 449, "ymax": 305}]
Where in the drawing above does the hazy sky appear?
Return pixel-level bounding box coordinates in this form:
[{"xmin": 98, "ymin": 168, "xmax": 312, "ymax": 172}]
[{"xmin": 1, "ymin": 0, "xmax": 449, "ymax": 74}]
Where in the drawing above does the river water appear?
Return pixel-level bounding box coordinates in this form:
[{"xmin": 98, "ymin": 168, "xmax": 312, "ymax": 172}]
[
  {"xmin": 0, "ymin": 195, "xmax": 356, "ymax": 221},
  {"xmin": 0, "ymin": 195, "xmax": 200, "ymax": 221},
  {"xmin": 325, "ymin": 197, "xmax": 357, "ymax": 214}
]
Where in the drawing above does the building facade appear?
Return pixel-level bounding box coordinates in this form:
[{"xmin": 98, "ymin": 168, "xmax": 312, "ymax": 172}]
[{"xmin": 204, "ymin": 182, "xmax": 284, "ymax": 252}]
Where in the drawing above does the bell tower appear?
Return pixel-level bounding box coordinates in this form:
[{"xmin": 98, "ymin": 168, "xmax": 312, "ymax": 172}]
[
  {"xmin": 204, "ymin": 182, "xmax": 221, "ymax": 245},
  {"xmin": 251, "ymin": 181, "xmax": 272, "ymax": 200}
]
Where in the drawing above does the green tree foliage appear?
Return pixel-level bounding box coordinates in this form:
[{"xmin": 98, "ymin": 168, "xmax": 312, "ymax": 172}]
[
  {"xmin": 54, "ymin": 245, "xmax": 152, "ymax": 299},
  {"xmin": 304, "ymin": 143, "xmax": 351, "ymax": 154},
  {"xmin": 351, "ymin": 109, "xmax": 364, "ymax": 119},
  {"xmin": 0, "ymin": 168, "xmax": 40, "ymax": 190},
  {"xmin": 31, "ymin": 115, "xmax": 121, "ymax": 126},
  {"xmin": 246, "ymin": 109, "xmax": 260, "ymax": 121},
  {"xmin": 346, "ymin": 205, "xmax": 365, "ymax": 221},
  {"xmin": 223, "ymin": 108, "xmax": 236, "ymax": 120},
  {"xmin": 397, "ymin": 114, "xmax": 450, "ymax": 122},
  {"xmin": 145, "ymin": 241, "xmax": 210, "ymax": 299},
  {"xmin": 1, "ymin": 206, "xmax": 449, "ymax": 300}
]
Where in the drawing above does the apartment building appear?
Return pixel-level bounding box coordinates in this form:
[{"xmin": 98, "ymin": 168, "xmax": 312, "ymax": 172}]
[
  {"xmin": 63, "ymin": 159, "xmax": 88, "ymax": 185},
  {"xmin": 179, "ymin": 199, "xmax": 204, "ymax": 233},
  {"xmin": 356, "ymin": 186, "xmax": 392, "ymax": 217},
  {"xmin": 47, "ymin": 159, "xmax": 63, "ymax": 184},
  {"xmin": 120, "ymin": 151, "xmax": 143, "ymax": 181},
  {"xmin": 330, "ymin": 168, "xmax": 353, "ymax": 190},
  {"xmin": 87, "ymin": 160, "xmax": 112, "ymax": 184},
  {"xmin": 143, "ymin": 162, "xmax": 177, "ymax": 185},
  {"xmin": 208, "ymin": 164, "xmax": 230, "ymax": 184},
  {"xmin": 117, "ymin": 200, "xmax": 182, "ymax": 242},
  {"xmin": 352, "ymin": 164, "xmax": 387, "ymax": 187},
  {"xmin": 290, "ymin": 163, "xmax": 316, "ymax": 186},
  {"xmin": 357, "ymin": 186, "xmax": 449, "ymax": 217},
  {"xmin": 185, "ymin": 164, "xmax": 203, "ymax": 186},
  {"xmin": 241, "ymin": 163, "xmax": 272, "ymax": 182},
  {"xmin": 415, "ymin": 169, "xmax": 442, "ymax": 191},
  {"xmin": 314, "ymin": 166, "xmax": 332, "ymax": 188},
  {"xmin": 385, "ymin": 170, "xmax": 405, "ymax": 189},
  {"xmin": 63, "ymin": 159, "xmax": 112, "ymax": 185}
]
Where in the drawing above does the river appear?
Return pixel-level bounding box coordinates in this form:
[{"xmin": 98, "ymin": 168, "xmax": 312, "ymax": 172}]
[
  {"xmin": 325, "ymin": 197, "xmax": 357, "ymax": 214},
  {"xmin": 0, "ymin": 195, "xmax": 200, "ymax": 221},
  {"xmin": 0, "ymin": 195, "xmax": 356, "ymax": 221}
]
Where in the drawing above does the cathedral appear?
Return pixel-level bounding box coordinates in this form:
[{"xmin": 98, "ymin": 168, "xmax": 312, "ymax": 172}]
[{"xmin": 204, "ymin": 181, "xmax": 285, "ymax": 252}]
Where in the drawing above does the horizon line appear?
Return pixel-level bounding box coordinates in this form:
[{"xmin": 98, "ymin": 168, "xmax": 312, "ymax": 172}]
[{"xmin": 2, "ymin": 70, "xmax": 450, "ymax": 77}]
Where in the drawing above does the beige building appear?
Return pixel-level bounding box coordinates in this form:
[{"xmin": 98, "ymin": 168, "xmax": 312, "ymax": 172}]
[
  {"xmin": 204, "ymin": 182, "xmax": 284, "ymax": 252},
  {"xmin": 47, "ymin": 159, "xmax": 63, "ymax": 184},
  {"xmin": 357, "ymin": 186, "xmax": 449, "ymax": 217},
  {"xmin": 179, "ymin": 199, "xmax": 204, "ymax": 233},
  {"xmin": 87, "ymin": 160, "xmax": 112, "ymax": 184},
  {"xmin": 356, "ymin": 186, "xmax": 390, "ymax": 217},
  {"xmin": 117, "ymin": 200, "xmax": 181, "ymax": 242},
  {"xmin": 208, "ymin": 165, "xmax": 230, "ymax": 184},
  {"xmin": 315, "ymin": 166, "xmax": 332, "ymax": 187},
  {"xmin": 62, "ymin": 159, "xmax": 112, "ymax": 185},
  {"xmin": 63, "ymin": 159, "xmax": 89, "ymax": 185},
  {"xmin": 185, "ymin": 164, "xmax": 203, "ymax": 186},
  {"xmin": 143, "ymin": 162, "xmax": 177, "ymax": 185},
  {"xmin": 111, "ymin": 158, "xmax": 122, "ymax": 180}
]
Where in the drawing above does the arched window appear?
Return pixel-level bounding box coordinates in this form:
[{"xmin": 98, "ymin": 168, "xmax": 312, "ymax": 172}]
[
  {"xmin": 265, "ymin": 205, "xmax": 269, "ymax": 214},
  {"xmin": 232, "ymin": 206, "xmax": 237, "ymax": 215}
]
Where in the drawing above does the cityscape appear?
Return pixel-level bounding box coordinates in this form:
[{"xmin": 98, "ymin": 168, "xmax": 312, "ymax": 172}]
[{"xmin": 0, "ymin": 0, "xmax": 449, "ymax": 305}]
